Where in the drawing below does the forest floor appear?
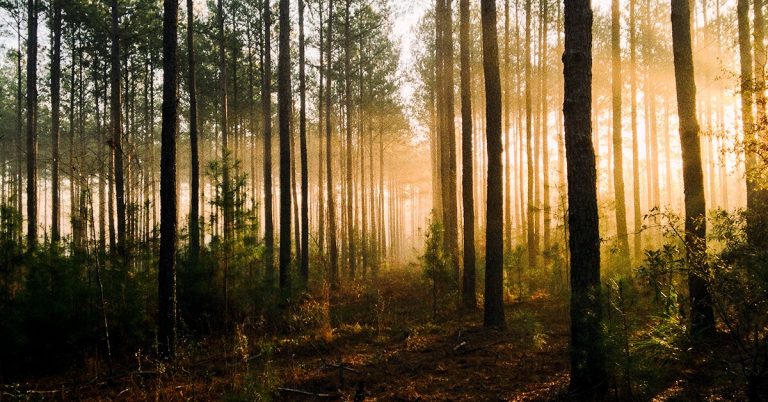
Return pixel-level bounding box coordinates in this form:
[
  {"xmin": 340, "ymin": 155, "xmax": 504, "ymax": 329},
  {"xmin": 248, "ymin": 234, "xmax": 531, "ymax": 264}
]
[{"xmin": 2, "ymin": 269, "xmax": 742, "ymax": 401}]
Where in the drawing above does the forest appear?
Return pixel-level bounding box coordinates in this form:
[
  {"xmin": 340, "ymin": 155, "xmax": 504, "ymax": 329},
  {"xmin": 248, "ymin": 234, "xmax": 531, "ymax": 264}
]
[{"xmin": 0, "ymin": 0, "xmax": 767, "ymax": 399}]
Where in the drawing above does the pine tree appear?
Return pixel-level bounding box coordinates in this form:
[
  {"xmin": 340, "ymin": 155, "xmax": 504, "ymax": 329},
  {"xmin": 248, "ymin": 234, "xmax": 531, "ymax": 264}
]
[
  {"xmin": 158, "ymin": 0, "xmax": 179, "ymax": 360},
  {"xmin": 481, "ymin": 0, "xmax": 505, "ymax": 329},
  {"xmin": 563, "ymin": 0, "xmax": 606, "ymax": 392},
  {"xmin": 459, "ymin": 0, "xmax": 475, "ymax": 309},
  {"xmin": 670, "ymin": 0, "xmax": 715, "ymax": 336}
]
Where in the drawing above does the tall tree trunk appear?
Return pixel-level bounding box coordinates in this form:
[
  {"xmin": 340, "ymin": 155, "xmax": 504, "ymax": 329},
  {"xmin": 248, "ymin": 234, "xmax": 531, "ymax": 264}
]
[
  {"xmin": 51, "ymin": 0, "xmax": 62, "ymax": 244},
  {"xmin": 611, "ymin": 0, "xmax": 630, "ymax": 262},
  {"xmin": 534, "ymin": 16, "xmax": 541, "ymax": 265},
  {"xmin": 158, "ymin": 0, "xmax": 179, "ymax": 360},
  {"xmin": 460, "ymin": 0, "xmax": 476, "ymax": 309},
  {"xmin": 263, "ymin": 0, "xmax": 275, "ymax": 286},
  {"xmin": 217, "ymin": 0, "xmax": 231, "ymax": 324},
  {"xmin": 378, "ymin": 123, "xmax": 385, "ymax": 268},
  {"xmin": 278, "ymin": 0, "xmax": 292, "ymax": 291},
  {"xmin": 436, "ymin": 0, "xmax": 459, "ymax": 279},
  {"xmin": 631, "ymin": 0, "xmax": 643, "ymax": 257},
  {"xmin": 318, "ymin": 0, "xmax": 326, "ymax": 255},
  {"xmin": 26, "ymin": 0, "xmax": 38, "ymax": 251},
  {"xmin": 748, "ymin": 0, "xmax": 768, "ymax": 247},
  {"xmin": 291, "ymin": 112, "xmax": 301, "ymax": 266},
  {"xmin": 671, "ymin": 0, "xmax": 715, "ymax": 336},
  {"xmin": 444, "ymin": 0, "xmax": 458, "ymax": 280},
  {"xmin": 740, "ymin": 0, "xmax": 758, "ymax": 243},
  {"xmin": 326, "ymin": 0, "xmax": 339, "ymax": 289},
  {"xmin": 299, "ymin": 0, "xmax": 309, "ymax": 286},
  {"xmin": 481, "ymin": 0, "xmax": 505, "ymax": 329},
  {"xmin": 504, "ymin": 0, "xmax": 512, "ymax": 252},
  {"xmin": 111, "ymin": 0, "xmax": 126, "ymax": 257},
  {"xmin": 369, "ymin": 117, "xmax": 376, "ymax": 274},
  {"xmin": 564, "ymin": 0, "xmax": 606, "ymax": 393},
  {"xmin": 187, "ymin": 0, "xmax": 200, "ymax": 265},
  {"xmin": 358, "ymin": 59, "xmax": 368, "ymax": 279},
  {"xmin": 344, "ymin": 0, "xmax": 355, "ymax": 279},
  {"xmin": 755, "ymin": 0, "xmax": 766, "ymax": 121},
  {"xmin": 525, "ymin": 0, "xmax": 535, "ymax": 269},
  {"xmin": 541, "ymin": 0, "xmax": 550, "ymax": 257},
  {"xmin": 516, "ymin": 0, "xmax": 525, "ymax": 240},
  {"xmin": 96, "ymin": 73, "xmax": 106, "ymax": 251},
  {"xmin": 249, "ymin": 28, "xmax": 256, "ymax": 211},
  {"xmin": 15, "ymin": 15, "xmax": 23, "ymax": 243},
  {"xmin": 107, "ymin": 75, "xmax": 116, "ymax": 250}
]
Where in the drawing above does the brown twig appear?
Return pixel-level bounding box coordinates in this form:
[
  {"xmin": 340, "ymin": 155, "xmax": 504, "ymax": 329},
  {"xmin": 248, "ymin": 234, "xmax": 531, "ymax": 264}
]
[{"xmin": 277, "ymin": 387, "xmax": 336, "ymax": 397}]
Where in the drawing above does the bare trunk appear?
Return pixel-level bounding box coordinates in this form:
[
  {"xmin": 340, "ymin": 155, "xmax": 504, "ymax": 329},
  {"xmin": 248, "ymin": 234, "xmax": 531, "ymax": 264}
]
[
  {"xmin": 263, "ymin": 0, "xmax": 275, "ymax": 285},
  {"xmin": 481, "ymin": 0, "xmax": 505, "ymax": 328},
  {"xmin": 611, "ymin": 0, "xmax": 630, "ymax": 262},
  {"xmin": 187, "ymin": 0, "xmax": 200, "ymax": 265},
  {"xmin": 26, "ymin": 0, "xmax": 38, "ymax": 250},
  {"xmin": 671, "ymin": 0, "xmax": 715, "ymax": 335},
  {"xmin": 460, "ymin": 0, "xmax": 476, "ymax": 309},
  {"xmin": 564, "ymin": 0, "xmax": 606, "ymax": 392},
  {"xmin": 158, "ymin": 0, "xmax": 179, "ymax": 359},
  {"xmin": 51, "ymin": 0, "xmax": 62, "ymax": 244},
  {"xmin": 111, "ymin": 0, "xmax": 127, "ymax": 257},
  {"xmin": 299, "ymin": 0, "xmax": 309, "ymax": 285},
  {"xmin": 278, "ymin": 0, "xmax": 292, "ymax": 291}
]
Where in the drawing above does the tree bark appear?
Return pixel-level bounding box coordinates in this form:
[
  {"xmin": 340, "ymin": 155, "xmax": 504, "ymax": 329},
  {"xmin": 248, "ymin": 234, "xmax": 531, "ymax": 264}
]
[
  {"xmin": 525, "ymin": 0, "xmax": 535, "ymax": 269},
  {"xmin": 217, "ymin": 0, "xmax": 232, "ymax": 324},
  {"xmin": 326, "ymin": 0, "xmax": 339, "ymax": 289},
  {"xmin": 318, "ymin": 0, "xmax": 326, "ymax": 256},
  {"xmin": 671, "ymin": 0, "xmax": 715, "ymax": 336},
  {"xmin": 111, "ymin": 0, "xmax": 126, "ymax": 257},
  {"xmin": 436, "ymin": 0, "xmax": 459, "ymax": 280},
  {"xmin": 158, "ymin": 0, "xmax": 179, "ymax": 360},
  {"xmin": 187, "ymin": 0, "xmax": 200, "ymax": 266},
  {"xmin": 611, "ymin": 0, "xmax": 630, "ymax": 262},
  {"xmin": 541, "ymin": 0, "xmax": 550, "ymax": 258},
  {"xmin": 51, "ymin": 0, "xmax": 62, "ymax": 244},
  {"xmin": 481, "ymin": 0, "xmax": 505, "ymax": 328},
  {"xmin": 460, "ymin": 0, "xmax": 476, "ymax": 309},
  {"xmin": 263, "ymin": 0, "xmax": 275, "ymax": 286},
  {"xmin": 564, "ymin": 0, "xmax": 606, "ymax": 393},
  {"xmin": 26, "ymin": 0, "xmax": 38, "ymax": 251},
  {"xmin": 630, "ymin": 0, "xmax": 643, "ymax": 257},
  {"xmin": 504, "ymin": 0, "xmax": 512, "ymax": 252},
  {"xmin": 747, "ymin": 0, "xmax": 768, "ymax": 247},
  {"xmin": 299, "ymin": 0, "xmax": 309, "ymax": 286},
  {"xmin": 740, "ymin": 0, "xmax": 757, "ymax": 222},
  {"xmin": 344, "ymin": 0, "xmax": 355, "ymax": 279},
  {"xmin": 278, "ymin": 0, "xmax": 292, "ymax": 291},
  {"xmin": 15, "ymin": 14, "xmax": 23, "ymax": 244}
]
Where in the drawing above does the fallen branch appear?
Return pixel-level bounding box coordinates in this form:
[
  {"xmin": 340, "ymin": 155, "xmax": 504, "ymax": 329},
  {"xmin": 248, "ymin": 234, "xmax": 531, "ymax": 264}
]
[
  {"xmin": 323, "ymin": 362, "xmax": 360, "ymax": 373},
  {"xmin": 277, "ymin": 387, "xmax": 336, "ymax": 397}
]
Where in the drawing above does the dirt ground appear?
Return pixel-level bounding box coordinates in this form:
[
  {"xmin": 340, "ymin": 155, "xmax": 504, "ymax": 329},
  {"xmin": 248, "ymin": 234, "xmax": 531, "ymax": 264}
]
[{"xmin": 0, "ymin": 269, "xmax": 742, "ymax": 401}]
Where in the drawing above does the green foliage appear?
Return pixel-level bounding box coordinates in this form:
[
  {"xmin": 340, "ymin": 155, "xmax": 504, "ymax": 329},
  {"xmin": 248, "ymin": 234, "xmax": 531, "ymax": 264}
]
[
  {"xmin": 707, "ymin": 210, "xmax": 768, "ymax": 400},
  {"xmin": 503, "ymin": 245, "xmax": 526, "ymax": 301},
  {"xmin": 0, "ymin": 222, "xmax": 103, "ymax": 377},
  {"xmin": 198, "ymin": 152, "xmax": 267, "ymax": 326},
  {"xmin": 420, "ymin": 213, "xmax": 456, "ymax": 318},
  {"xmin": 508, "ymin": 309, "xmax": 548, "ymax": 350},
  {"xmin": 602, "ymin": 274, "xmax": 689, "ymax": 399},
  {"xmin": 617, "ymin": 209, "xmax": 768, "ymax": 399},
  {"xmin": 421, "ymin": 214, "xmax": 447, "ymax": 285}
]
